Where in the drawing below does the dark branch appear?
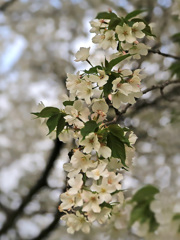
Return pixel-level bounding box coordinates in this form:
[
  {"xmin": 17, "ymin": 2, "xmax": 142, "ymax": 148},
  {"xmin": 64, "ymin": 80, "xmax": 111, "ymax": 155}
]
[
  {"xmin": 0, "ymin": 0, "xmax": 17, "ymax": 11},
  {"xmin": 106, "ymin": 79, "xmax": 180, "ymax": 125},
  {"xmin": 120, "ymin": 79, "xmax": 180, "ymax": 116},
  {"xmin": 30, "ymin": 209, "xmax": 64, "ymax": 240},
  {"xmin": 149, "ymin": 49, "xmax": 180, "ymax": 61},
  {"xmin": 0, "ymin": 139, "xmax": 64, "ymax": 235},
  {"xmin": 127, "ymin": 85, "xmax": 180, "ymax": 117},
  {"xmin": 30, "ymin": 183, "xmax": 67, "ymax": 240}
]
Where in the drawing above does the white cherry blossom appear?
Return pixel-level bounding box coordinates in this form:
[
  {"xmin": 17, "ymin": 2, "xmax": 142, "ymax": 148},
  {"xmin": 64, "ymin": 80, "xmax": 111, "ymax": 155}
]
[
  {"xmin": 66, "ymin": 72, "xmax": 82, "ymax": 94},
  {"xmin": 58, "ymin": 128, "xmax": 74, "ymax": 143},
  {"xmin": 64, "ymin": 100, "xmax": 90, "ymax": 128},
  {"xmin": 100, "ymin": 30, "xmax": 117, "ymax": 50},
  {"xmin": 81, "ymin": 132, "xmax": 101, "ymax": 153},
  {"xmin": 60, "ymin": 191, "xmax": 75, "ymax": 210},
  {"xmin": 112, "ymin": 78, "xmax": 133, "ymax": 95},
  {"xmin": 75, "ymin": 47, "xmax": 90, "ymax": 62},
  {"xmin": 90, "ymin": 19, "xmax": 108, "ymax": 34},
  {"xmin": 71, "ymin": 149, "xmax": 95, "ymax": 172},
  {"xmin": 132, "ymin": 22, "xmax": 146, "ymax": 38},
  {"xmin": 116, "ymin": 24, "xmax": 136, "ymax": 43},
  {"xmin": 86, "ymin": 161, "xmax": 109, "ymax": 180},
  {"xmin": 98, "ymin": 145, "xmax": 112, "ymax": 158},
  {"xmin": 91, "ymin": 180, "xmax": 114, "ymax": 203},
  {"xmin": 92, "ymin": 34, "xmax": 104, "ymax": 45},
  {"xmin": 92, "ymin": 98, "xmax": 109, "ymax": 118},
  {"xmin": 105, "ymin": 172, "xmax": 123, "ymax": 191},
  {"xmin": 87, "ymin": 207, "xmax": 111, "ymax": 223},
  {"xmin": 68, "ymin": 174, "xmax": 83, "ymax": 194},
  {"xmin": 76, "ymin": 81, "xmax": 93, "ymax": 104},
  {"xmin": 129, "ymin": 43, "xmax": 150, "ymax": 59},
  {"xmin": 97, "ymin": 69, "xmax": 109, "ymax": 86},
  {"xmin": 82, "ymin": 190, "xmax": 101, "ymax": 213},
  {"xmin": 61, "ymin": 212, "xmax": 90, "ymax": 234}
]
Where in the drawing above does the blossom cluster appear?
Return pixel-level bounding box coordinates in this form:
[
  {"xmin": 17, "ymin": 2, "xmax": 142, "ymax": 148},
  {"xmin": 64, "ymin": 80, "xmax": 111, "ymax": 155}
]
[
  {"xmin": 56, "ymin": 10, "xmax": 149, "ymax": 234},
  {"xmin": 90, "ymin": 14, "xmax": 151, "ymax": 59},
  {"xmin": 33, "ymin": 9, "xmax": 179, "ymax": 238},
  {"xmin": 59, "ymin": 131, "xmax": 136, "ymax": 234}
]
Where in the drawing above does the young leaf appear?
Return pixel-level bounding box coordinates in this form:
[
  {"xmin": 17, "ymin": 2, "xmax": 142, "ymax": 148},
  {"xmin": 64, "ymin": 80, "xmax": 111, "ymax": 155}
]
[
  {"xmin": 32, "ymin": 107, "xmax": 60, "ymax": 118},
  {"xmin": 129, "ymin": 203, "xmax": 147, "ymax": 225},
  {"xmin": 131, "ymin": 185, "xmax": 159, "ymax": 203},
  {"xmin": 84, "ymin": 65, "xmax": 102, "ymax": 74},
  {"xmin": 142, "ymin": 25, "xmax": 156, "ymax": 37},
  {"xmin": 106, "ymin": 54, "xmax": 131, "ymax": 73},
  {"xmin": 46, "ymin": 114, "xmax": 60, "ymax": 135},
  {"xmin": 107, "ymin": 132, "xmax": 126, "ymax": 166},
  {"xmin": 173, "ymin": 213, "xmax": 180, "ymax": 220},
  {"xmin": 108, "ymin": 124, "xmax": 131, "ymax": 147},
  {"xmin": 105, "ymin": 58, "xmax": 109, "ymax": 68},
  {"xmin": 63, "ymin": 101, "xmax": 74, "ymax": 106},
  {"xmin": 95, "ymin": 11, "xmax": 117, "ymax": 20},
  {"xmin": 169, "ymin": 61, "xmax": 180, "ymax": 78},
  {"xmin": 130, "ymin": 202, "xmax": 159, "ymax": 232},
  {"xmin": 125, "ymin": 9, "xmax": 147, "ymax": 21},
  {"xmin": 80, "ymin": 120, "xmax": 99, "ymax": 139},
  {"xmin": 100, "ymin": 202, "xmax": 113, "ymax": 209},
  {"xmin": 108, "ymin": 17, "xmax": 122, "ymax": 30},
  {"xmin": 56, "ymin": 114, "xmax": 66, "ymax": 137},
  {"xmin": 171, "ymin": 32, "xmax": 180, "ymax": 44},
  {"xmin": 103, "ymin": 74, "xmax": 116, "ymax": 97}
]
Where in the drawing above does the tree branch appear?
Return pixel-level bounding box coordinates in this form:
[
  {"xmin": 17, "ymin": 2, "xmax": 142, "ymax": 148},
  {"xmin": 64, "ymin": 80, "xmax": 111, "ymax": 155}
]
[
  {"xmin": 127, "ymin": 85, "xmax": 180, "ymax": 117},
  {"xmin": 30, "ymin": 208, "xmax": 64, "ymax": 240},
  {"xmin": 149, "ymin": 49, "xmax": 180, "ymax": 61},
  {"xmin": 0, "ymin": 0, "xmax": 17, "ymax": 11},
  {"xmin": 106, "ymin": 79, "xmax": 180, "ymax": 125},
  {"xmin": 0, "ymin": 139, "xmax": 64, "ymax": 235}
]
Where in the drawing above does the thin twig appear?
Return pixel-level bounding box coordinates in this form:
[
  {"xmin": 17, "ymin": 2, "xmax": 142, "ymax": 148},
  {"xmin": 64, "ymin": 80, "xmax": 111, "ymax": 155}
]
[
  {"xmin": 30, "ymin": 183, "xmax": 67, "ymax": 240},
  {"xmin": 149, "ymin": 49, "xmax": 180, "ymax": 61},
  {"xmin": 30, "ymin": 208, "xmax": 64, "ymax": 240},
  {"xmin": 105, "ymin": 79, "xmax": 180, "ymax": 125},
  {"xmin": 0, "ymin": 139, "xmax": 64, "ymax": 235}
]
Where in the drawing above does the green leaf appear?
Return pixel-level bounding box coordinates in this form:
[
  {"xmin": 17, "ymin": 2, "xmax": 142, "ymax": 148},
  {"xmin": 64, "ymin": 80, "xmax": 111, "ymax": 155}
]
[
  {"xmin": 46, "ymin": 114, "xmax": 60, "ymax": 135},
  {"xmin": 125, "ymin": 9, "xmax": 147, "ymax": 21},
  {"xmin": 173, "ymin": 213, "xmax": 180, "ymax": 220},
  {"xmin": 107, "ymin": 132, "xmax": 126, "ymax": 166},
  {"xmin": 171, "ymin": 32, "xmax": 180, "ymax": 44},
  {"xmin": 84, "ymin": 65, "xmax": 102, "ymax": 74},
  {"xmin": 169, "ymin": 61, "xmax": 180, "ymax": 78},
  {"xmin": 130, "ymin": 203, "xmax": 147, "ymax": 225},
  {"xmin": 80, "ymin": 120, "xmax": 99, "ymax": 139},
  {"xmin": 130, "ymin": 202, "xmax": 159, "ymax": 232},
  {"xmin": 32, "ymin": 107, "xmax": 60, "ymax": 118},
  {"xmin": 142, "ymin": 25, "xmax": 156, "ymax": 37},
  {"xmin": 56, "ymin": 114, "xmax": 66, "ymax": 137},
  {"xmin": 105, "ymin": 58, "xmax": 109, "ymax": 68},
  {"xmin": 108, "ymin": 124, "xmax": 131, "ymax": 147},
  {"xmin": 103, "ymin": 74, "xmax": 116, "ymax": 97},
  {"xmin": 100, "ymin": 202, "xmax": 113, "ymax": 209},
  {"xmin": 106, "ymin": 54, "xmax": 131, "ymax": 73},
  {"xmin": 108, "ymin": 17, "xmax": 122, "ymax": 30},
  {"xmin": 149, "ymin": 218, "xmax": 159, "ymax": 232},
  {"xmin": 63, "ymin": 101, "xmax": 74, "ymax": 106},
  {"xmin": 131, "ymin": 185, "xmax": 159, "ymax": 203},
  {"xmin": 95, "ymin": 11, "xmax": 117, "ymax": 20}
]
